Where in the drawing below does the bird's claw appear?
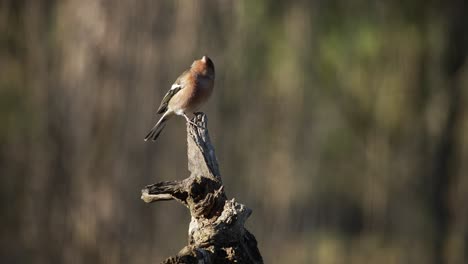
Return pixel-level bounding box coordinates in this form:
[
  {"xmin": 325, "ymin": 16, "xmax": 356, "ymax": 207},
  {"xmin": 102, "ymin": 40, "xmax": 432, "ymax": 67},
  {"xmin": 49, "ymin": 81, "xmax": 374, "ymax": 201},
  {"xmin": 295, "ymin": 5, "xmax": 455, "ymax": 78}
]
[{"xmin": 183, "ymin": 113, "xmax": 205, "ymax": 129}]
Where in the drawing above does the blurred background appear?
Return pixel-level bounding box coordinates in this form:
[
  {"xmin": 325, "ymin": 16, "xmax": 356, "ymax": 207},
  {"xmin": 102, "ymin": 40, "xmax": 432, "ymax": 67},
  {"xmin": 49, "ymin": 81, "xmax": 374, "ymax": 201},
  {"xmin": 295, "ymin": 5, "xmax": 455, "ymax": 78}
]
[{"xmin": 1, "ymin": 0, "xmax": 467, "ymax": 263}]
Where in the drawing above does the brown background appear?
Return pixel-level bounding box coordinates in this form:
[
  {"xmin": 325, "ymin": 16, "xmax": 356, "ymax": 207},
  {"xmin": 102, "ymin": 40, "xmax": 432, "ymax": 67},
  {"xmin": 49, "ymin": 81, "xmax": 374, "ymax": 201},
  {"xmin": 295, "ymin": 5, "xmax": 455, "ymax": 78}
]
[{"xmin": 1, "ymin": 0, "xmax": 467, "ymax": 263}]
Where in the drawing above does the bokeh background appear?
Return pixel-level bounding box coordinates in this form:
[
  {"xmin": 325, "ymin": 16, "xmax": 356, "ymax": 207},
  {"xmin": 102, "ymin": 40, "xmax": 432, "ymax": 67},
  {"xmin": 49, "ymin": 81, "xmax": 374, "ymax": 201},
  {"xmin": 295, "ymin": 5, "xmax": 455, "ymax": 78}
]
[{"xmin": 1, "ymin": 0, "xmax": 467, "ymax": 263}]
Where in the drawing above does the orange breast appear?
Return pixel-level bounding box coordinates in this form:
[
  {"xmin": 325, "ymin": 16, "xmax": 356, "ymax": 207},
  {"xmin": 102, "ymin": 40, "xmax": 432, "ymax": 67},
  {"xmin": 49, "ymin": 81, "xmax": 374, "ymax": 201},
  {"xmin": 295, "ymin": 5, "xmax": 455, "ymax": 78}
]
[
  {"xmin": 182, "ymin": 77, "xmax": 214, "ymax": 112},
  {"xmin": 168, "ymin": 75, "xmax": 214, "ymax": 113}
]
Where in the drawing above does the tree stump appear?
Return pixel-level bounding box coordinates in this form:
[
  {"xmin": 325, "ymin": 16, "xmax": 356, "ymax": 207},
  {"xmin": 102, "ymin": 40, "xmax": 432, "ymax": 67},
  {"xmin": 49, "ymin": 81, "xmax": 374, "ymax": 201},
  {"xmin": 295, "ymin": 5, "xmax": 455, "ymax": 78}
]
[{"xmin": 141, "ymin": 113, "xmax": 263, "ymax": 264}]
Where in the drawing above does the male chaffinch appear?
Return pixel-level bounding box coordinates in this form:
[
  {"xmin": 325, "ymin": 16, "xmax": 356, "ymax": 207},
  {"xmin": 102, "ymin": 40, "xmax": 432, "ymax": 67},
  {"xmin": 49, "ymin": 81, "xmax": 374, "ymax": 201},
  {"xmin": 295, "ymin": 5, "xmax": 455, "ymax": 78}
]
[{"xmin": 144, "ymin": 56, "xmax": 215, "ymax": 141}]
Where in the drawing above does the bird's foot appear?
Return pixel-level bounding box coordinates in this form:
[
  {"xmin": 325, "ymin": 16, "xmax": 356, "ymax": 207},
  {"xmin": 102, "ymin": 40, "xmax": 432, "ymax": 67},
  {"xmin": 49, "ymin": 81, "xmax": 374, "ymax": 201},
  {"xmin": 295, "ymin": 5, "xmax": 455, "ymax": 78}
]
[{"xmin": 183, "ymin": 113, "xmax": 205, "ymax": 128}]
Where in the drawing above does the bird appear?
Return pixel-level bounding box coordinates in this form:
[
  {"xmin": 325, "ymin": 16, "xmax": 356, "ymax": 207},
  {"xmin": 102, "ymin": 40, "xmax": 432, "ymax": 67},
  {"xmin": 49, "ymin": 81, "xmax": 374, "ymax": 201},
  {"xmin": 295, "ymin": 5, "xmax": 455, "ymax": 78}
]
[{"xmin": 144, "ymin": 56, "xmax": 215, "ymax": 141}]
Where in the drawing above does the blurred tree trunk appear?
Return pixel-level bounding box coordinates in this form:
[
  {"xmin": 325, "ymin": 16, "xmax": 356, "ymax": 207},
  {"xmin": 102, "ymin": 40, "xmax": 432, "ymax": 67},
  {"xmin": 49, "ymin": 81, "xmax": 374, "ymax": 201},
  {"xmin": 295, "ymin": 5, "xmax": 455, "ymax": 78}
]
[{"xmin": 432, "ymin": 1, "xmax": 467, "ymax": 263}]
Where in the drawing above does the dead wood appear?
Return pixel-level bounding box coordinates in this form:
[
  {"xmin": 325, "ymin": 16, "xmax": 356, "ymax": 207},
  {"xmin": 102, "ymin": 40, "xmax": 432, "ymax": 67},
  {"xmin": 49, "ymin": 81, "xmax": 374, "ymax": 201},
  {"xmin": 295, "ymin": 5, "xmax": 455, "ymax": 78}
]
[{"xmin": 141, "ymin": 113, "xmax": 263, "ymax": 264}]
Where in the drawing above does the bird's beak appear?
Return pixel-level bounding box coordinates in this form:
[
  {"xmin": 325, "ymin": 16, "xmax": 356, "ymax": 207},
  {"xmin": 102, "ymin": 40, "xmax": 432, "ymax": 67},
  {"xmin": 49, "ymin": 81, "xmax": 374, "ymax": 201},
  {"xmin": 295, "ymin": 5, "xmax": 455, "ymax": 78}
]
[{"xmin": 201, "ymin": 56, "xmax": 207, "ymax": 63}]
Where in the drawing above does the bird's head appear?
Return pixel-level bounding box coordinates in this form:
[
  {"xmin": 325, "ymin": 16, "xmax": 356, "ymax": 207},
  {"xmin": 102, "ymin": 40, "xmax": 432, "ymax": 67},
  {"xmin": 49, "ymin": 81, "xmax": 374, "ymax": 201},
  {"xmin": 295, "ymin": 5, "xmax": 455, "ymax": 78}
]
[{"xmin": 191, "ymin": 56, "xmax": 215, "ymax": 79}]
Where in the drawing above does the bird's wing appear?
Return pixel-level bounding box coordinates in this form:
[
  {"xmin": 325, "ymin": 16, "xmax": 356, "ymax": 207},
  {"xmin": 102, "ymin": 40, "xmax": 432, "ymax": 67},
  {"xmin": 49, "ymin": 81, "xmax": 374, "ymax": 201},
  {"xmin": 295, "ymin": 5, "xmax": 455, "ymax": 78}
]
[{"xmin": 156, "ymin": 70, "xmax": 188, "ymax": 114}]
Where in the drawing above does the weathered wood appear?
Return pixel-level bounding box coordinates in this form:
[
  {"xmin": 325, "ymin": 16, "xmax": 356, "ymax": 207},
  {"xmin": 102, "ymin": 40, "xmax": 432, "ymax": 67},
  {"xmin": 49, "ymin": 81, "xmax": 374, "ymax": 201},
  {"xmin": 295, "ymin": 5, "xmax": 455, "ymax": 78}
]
[{"xmin": 141, "ymin": 113, "xmax": 263, "ymax": 264}]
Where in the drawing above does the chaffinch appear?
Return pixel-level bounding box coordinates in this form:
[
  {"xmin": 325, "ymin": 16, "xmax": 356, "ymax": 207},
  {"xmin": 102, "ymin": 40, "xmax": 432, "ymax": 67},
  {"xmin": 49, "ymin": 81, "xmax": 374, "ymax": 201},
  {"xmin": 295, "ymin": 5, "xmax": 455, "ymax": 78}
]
[{"xmin": 144, "ymin": 56, "xmax": 215, "ymax": 141}]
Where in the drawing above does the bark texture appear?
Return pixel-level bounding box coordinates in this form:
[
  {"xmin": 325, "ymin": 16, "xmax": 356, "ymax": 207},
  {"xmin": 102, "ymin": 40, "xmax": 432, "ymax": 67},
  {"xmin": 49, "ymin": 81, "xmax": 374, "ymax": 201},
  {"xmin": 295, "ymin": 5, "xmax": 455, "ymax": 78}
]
[{"xmin": 141, "ymin": 113, "xmax": 263, "ymax": 264}]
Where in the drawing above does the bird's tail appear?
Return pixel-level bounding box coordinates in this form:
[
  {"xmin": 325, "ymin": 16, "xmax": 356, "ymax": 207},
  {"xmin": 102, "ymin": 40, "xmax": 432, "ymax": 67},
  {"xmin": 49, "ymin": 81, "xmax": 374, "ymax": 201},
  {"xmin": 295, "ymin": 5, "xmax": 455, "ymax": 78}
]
[{"xmin": 144, "ymin": 114, "xmax": 169, "ymax": 141}]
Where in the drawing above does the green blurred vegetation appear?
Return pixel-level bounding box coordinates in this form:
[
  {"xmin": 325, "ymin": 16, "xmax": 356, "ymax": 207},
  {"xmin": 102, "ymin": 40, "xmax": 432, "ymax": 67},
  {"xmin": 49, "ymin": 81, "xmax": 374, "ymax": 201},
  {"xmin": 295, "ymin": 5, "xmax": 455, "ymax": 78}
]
[{"xmin": 1, "ymin": 0, "xmax": 467, "ymax": 263}]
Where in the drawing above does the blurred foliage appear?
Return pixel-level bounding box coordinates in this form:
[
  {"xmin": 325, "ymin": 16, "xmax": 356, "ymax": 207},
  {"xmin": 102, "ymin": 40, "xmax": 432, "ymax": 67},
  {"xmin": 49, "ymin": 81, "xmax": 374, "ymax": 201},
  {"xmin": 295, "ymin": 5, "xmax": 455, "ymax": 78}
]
[{"xmin": 0, "ymin": 0, "xmax": 467, "ymax": 263}]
